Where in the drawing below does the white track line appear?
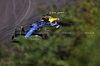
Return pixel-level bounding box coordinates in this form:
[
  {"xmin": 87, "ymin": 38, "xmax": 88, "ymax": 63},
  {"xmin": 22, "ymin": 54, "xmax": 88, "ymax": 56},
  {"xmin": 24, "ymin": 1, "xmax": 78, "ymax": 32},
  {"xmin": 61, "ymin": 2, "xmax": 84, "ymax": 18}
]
[
  {"xmin": 1, "ymin": 0, "xmax": 32, "ymax": 40},
  {"xmin": 0, "ymin": 0, "xmax": 31, "ymax": 33},
  {"xmin": 16, "ymin": 0, "xmax": 31, "ymax": 26}
]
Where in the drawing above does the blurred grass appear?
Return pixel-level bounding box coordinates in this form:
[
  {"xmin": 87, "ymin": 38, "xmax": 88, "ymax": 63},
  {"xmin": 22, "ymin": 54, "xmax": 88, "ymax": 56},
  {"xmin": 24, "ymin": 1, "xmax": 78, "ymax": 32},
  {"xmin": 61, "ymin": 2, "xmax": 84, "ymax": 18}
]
[{"xmin": 0, "ymin": 0, "xmax": 100, "ymax": 66}]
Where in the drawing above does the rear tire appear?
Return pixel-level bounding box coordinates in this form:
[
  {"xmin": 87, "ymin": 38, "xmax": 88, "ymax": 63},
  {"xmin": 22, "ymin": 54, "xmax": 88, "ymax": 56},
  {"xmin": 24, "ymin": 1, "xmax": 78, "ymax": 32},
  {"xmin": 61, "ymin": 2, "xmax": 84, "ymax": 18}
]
[
  {"xmin": 15, "ymin": 26, "xmax": 25, "ymax": 36},
  {"xmin": 12, "ymin": 33, "xmax": 15, "ymax": 40}
]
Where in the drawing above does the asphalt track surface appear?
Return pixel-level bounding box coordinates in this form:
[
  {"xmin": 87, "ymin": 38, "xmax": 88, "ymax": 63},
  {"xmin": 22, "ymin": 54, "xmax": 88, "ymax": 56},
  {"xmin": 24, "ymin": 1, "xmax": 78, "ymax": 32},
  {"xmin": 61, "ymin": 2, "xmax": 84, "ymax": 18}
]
[{"xmin": 0, "ymin": 0, "xmax": 73, "ymax": 44}]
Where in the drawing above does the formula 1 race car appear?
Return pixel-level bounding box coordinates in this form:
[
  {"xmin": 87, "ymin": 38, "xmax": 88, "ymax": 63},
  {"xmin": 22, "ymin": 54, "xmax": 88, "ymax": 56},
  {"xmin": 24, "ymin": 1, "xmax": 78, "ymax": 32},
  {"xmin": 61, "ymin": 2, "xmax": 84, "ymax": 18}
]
[
  {"xmin": 12, "ymin": 16, "xmax": 60, "ymax": 40},
  {"xmin": 12, "ymin": 24, "xmax": 46, "ymax": 40}
]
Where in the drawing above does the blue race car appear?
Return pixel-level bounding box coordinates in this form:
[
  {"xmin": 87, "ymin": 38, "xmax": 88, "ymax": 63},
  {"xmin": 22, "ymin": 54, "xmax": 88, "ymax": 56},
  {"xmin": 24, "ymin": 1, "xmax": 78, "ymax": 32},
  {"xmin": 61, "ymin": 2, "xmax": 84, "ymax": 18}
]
[{"xmin": 12, "ymin": 16, "xmax": 60, "ymax": 40}]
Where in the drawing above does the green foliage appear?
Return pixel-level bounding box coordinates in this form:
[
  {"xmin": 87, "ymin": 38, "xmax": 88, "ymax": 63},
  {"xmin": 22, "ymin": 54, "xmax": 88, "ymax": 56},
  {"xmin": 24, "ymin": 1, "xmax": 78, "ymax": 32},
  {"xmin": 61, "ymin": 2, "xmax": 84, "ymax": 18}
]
[{"xmin": 0, "ymin": 0, "xmax": 100, "ymax": 66}]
